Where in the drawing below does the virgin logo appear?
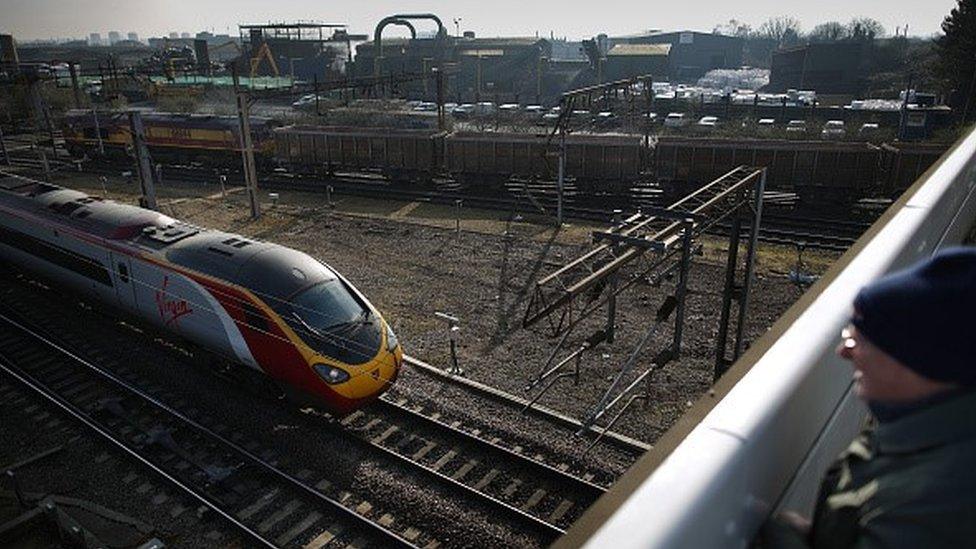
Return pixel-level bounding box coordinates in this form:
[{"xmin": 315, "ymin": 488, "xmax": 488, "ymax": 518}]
[{"xmin": 156, "ymin": 275, "xmax": 193, "ymax": 327}]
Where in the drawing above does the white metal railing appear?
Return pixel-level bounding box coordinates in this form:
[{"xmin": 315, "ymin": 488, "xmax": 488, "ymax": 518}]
[{"xmin": 566, "ymin": 125, "xmax": 976, "ymax": 549}]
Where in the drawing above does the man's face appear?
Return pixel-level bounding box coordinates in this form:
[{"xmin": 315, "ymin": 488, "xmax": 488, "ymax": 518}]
[{"xmin": 836, "ymin": 322, "xmax": 955, "ymax": 404}]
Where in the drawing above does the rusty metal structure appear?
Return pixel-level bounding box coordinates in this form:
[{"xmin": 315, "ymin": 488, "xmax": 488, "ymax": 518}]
[{"xmin": 522, "ymin": 164, "xmax": 766, "ymax": 439}]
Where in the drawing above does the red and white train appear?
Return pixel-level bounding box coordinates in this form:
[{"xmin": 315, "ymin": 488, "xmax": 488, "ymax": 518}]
[{"xmin": 0, "ymin": 174, "xmax": 402, "ymax": 414}]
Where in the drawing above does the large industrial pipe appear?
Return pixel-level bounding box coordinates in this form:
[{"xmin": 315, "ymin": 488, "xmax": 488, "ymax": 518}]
[
  {"xmin": 388, "ymin": 19, "xmax": 418, "ymax": 40},
  {"xmin": 373, "ymin": 13, "xmax": 447, "ymax": 76}
]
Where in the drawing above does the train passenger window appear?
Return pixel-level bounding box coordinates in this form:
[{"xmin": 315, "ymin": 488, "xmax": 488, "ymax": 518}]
[{"xmin": 117, "ymin": 263, "xmax": 129, "ymax": 283}]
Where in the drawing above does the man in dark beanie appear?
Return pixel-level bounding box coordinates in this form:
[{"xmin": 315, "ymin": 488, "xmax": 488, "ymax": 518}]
[{"xmin": 764, "ymin": 247, "xmax": 976, "ymax": 548}]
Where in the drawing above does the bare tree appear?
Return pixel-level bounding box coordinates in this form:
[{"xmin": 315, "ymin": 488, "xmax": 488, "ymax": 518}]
[
  {"xmin": 757, "ymin": 17, "xmax": 803, "ymax": 46},
  {"xmin": 809, "ymin": 21, "xmax": 849, "ymax": 42},
  {"xmin": 713, "ymin": 19, "xmax": 753, "ymax": 37},
  {"xmin": 848, "ymin": 17, "xmax": 886, "ymax": 41}
]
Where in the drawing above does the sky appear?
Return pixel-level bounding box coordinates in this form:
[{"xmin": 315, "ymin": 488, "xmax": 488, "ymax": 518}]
[{"xmin": 1, "ymin": 0, "xmax": 958, "ymax": 41}]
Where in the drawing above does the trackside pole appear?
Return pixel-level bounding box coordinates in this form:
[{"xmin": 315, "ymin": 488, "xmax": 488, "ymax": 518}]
[
  {"xmin": 127, "ymin": 111, "xmax": 158, "ymax": 211},
  {"xmin": 233, "ymin": 69, "xmax": 261, "ymax": 220}
]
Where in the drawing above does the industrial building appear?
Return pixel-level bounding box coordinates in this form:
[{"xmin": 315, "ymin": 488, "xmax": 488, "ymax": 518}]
[
  {"xmin": 353, "ymin": 32, "xmax": 556, "ymax": 102},
  {"xmin": 768, "ymin": 42, "xmax": 867, "ymax": 95},
  {"xmin": 239, "ymin": 22, "xmax": 366, "ymax": 81},
  {"xmin": 612, "ymin": 30, "xmax": 744, "ymax": 81}
]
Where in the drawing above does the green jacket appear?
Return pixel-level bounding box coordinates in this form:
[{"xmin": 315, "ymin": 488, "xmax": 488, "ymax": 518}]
[{"xmin": 764, "ymin": 390, "xmax": 976, "ymax": 548}]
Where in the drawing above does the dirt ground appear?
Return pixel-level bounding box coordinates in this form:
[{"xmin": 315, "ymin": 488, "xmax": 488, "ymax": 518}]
[{"xmin": 42, "ymin": 172, "xmax": 838, "ymax": 446}]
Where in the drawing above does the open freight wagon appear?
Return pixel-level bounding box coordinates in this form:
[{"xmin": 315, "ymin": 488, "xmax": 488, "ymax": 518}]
[
  {"xmin": 274, "ymin": 125, "xmax": 446, "ymax": 183},
  {"xmin": 445, "ymin": 132, "xmax": 645, "ymax": 192},
  {"xmin": 652, "ymin": 137, "xmax": 883, "ymax": 207}
]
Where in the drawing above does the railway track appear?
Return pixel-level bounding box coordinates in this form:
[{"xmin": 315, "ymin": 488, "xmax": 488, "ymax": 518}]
[
  {"xmin": 323, "ymin": 394, "xmax": 609, "ymax": 537},
  {"xmin": 0, "ymin": 303, "xmax": 423, "ymax": 548},
  {"xmin": 0, "ymin": 272, "xmax": 629, "ymax": 546},
  {"xmin": 58, "ymin": 160, "xmax": 869, "ymax": 250}
]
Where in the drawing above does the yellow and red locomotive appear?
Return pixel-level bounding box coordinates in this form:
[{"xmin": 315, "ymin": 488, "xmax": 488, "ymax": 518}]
[
  {"xmin": 0, "ymin": 175, "xmax": 401, "ymax": 414},
  {"xmin": 62, "ymin": 110, "xmax": 278, "ymax": 167}
]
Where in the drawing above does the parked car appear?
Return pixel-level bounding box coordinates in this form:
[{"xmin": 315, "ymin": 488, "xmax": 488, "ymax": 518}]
[
  {"xmin": 757, "ymin": 118, "xmax": 776, "ymax": 126},
  {"xmin": 664, "ymin": 112, "xmax": 689, "ymax": 128},
  {"xmin": 786, "ymin": 120, "xmax": 807, "ymax": 133},
  {"xmin": 452, "ymin": 104, "xmax": 476, "ymax": 118},
  {"xmin": 498, "ymin": 103, "xmax": 520, "ymax": 113},
  {"xmin": 697, "ymin": 116, "xmax": 719, "ymax": 128},
  {"xmin": 412, "ymin": 102, "xmax": 438, "ymax": 112},
  {"xmin": 524, "ymin": 105, "xmax": 545, "ymax": 115},
  {"xmin": 858, "ymin": 122, "xmax": 880, "ymax": 136},
  {"xmin": 570, "ymin": 110, "xmax": 592, "ymax": 122},
  {"xmin": 541, "ymin": 112, "xmax": 561, "ymax": 123},
  {"xmin": 292, "ymin": 94, "xmax": 323, "ymax": 109},
  {"xmin": 474, "ymin": 102, "xmax": 497, "ymax": 116},
  {"xmin": 821, "ymin": 120, "xmax": 846, "ymax": 138}
]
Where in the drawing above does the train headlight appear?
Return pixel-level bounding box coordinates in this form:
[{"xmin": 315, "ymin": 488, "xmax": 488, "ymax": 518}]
[
  {"xmin": 386, "ymin": 323, "xmax": 399, "ymax": 352},
  {"xmin": 314, "ymin": 363, "xmax": 350, "ymax": 385}
]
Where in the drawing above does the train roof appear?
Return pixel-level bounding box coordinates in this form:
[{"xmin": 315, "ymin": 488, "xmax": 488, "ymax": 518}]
[
  {"xmin": 0, "ymin": 174, "xmax": 176, "ymax": 240},
  {"xmin": 164, "ymin": 235, "xmax": 339, "ymax": 303},
  {"xmin": 0, "ymin": 175, "xmax": 337, "ymax": 304}
]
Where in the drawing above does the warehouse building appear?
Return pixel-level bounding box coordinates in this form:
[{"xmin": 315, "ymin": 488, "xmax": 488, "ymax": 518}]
[
  {"xmin": 768, "ymin": 42, "xmax": 867, "ymax": 95},
  {"xmin": 613, "ymin": 30, "xmax": 743, "ymax": 81}
]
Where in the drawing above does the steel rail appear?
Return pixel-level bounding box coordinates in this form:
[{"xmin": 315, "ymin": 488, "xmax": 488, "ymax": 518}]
[
  {"xmin": 403, "ymin": 355, "xmax": 652, "ymax": 455},
  {"xmin": 0, "ymin": 309, "xmax": 416, "ymax": 549},
  {"xmin": 39, "ymin": 159, "xmax": 865, "ymax": 249},
  {"xmin": 376, "ymin": 396, "xmax": 609, "ymax": 497},
  {"xmin": 0, "ymin": 328, "xmax": 277, "ymax": 548},
  {"xmin": 320, "ymin": 404, "xmax": 568, "ymax": 540}
]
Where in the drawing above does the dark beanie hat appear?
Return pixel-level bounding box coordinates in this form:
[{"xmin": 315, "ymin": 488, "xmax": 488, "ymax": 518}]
[{"xmin": 852, "ymin": 247, "xmax": 976, "ymax": 386}]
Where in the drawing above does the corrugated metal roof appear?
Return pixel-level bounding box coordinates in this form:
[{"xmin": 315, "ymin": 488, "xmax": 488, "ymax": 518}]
[{"xmin": 607, "ymin": 44, "xmax": 671, "ymax": 57}]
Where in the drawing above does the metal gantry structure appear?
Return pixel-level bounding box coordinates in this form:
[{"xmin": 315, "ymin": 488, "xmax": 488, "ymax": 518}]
[
  {"xmin": 542, "ymin": 75, "xmax": 655, "ymax": 224},
  {"xmin": 521, "ymin": 166, "xmax": 767, "ymax": 441}
]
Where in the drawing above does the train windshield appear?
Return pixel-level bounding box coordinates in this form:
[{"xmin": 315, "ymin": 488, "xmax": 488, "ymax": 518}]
[
  {"xmin": 279, "ymin": 278, "xmax": 382, "ymax": 365},
  {"xmin": 291, "ymin": 279, "xmax": 365, "ymax": 332}
]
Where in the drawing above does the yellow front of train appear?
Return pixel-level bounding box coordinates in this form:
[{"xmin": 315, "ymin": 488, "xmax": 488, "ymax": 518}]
[
  {"xmin": 263, "ymin": 269, "xmax": 404, "ymax": 414},
  {"xmin": 313, "ymin": 316, "xmax": 403, "ymax": 412}
]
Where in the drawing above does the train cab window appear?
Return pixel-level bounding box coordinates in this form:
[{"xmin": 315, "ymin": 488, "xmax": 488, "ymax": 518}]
[{"xmin": 117, "ymin": 263, "xmax": 129, "ymax": 283}]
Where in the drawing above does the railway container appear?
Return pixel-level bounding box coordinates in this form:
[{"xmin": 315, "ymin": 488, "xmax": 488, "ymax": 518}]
[
  {"xmin": 274, "ymin": 125, "xmax": 444, "ymax": 182},
  {"xmin": 653, "ymin": 137, "xmax": 882, "ymax": 206},
  {"xmin": 445, "ymin": 132, "xmax": 643, "ymax": 191}
]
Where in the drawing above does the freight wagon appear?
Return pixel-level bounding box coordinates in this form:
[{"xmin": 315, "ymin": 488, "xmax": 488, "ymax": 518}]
[
  {"xmin": 880, "ymin": 142, "xmax": 950, "ymax": 197},
  {"xmin": 445, "ymin": 132, "xmax": 644, "ymax": 192},
  {"xmin": 274, "ymin": 125, "xmax": 445, "ymax": 183},
  {"xmin": 652, "ymin": 137, "xmax": 883, "ymax": 206}
]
